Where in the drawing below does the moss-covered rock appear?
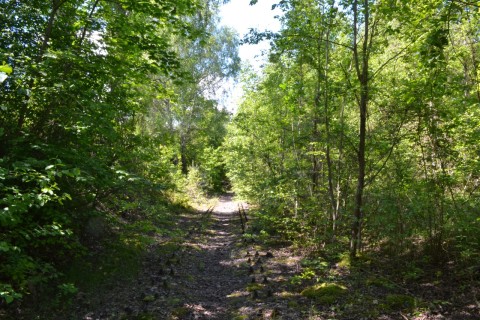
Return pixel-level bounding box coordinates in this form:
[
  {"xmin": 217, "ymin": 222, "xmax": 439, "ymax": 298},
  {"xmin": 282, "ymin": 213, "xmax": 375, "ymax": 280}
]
[{"xmin": 301, "ymin": 283, "xmax": 348, "ymax": 304}]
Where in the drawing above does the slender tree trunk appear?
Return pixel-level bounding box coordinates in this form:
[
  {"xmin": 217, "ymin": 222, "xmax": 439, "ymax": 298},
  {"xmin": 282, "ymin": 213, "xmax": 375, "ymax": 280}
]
[
  {"xmin": 351, "ymin": 0, "xmax": 369, "ymax": 257},
  {"xmin": 311, "ymin": 116, "xmax": 320, "ymax": 192},
  {"xmin": 352, "ymin": 88, "xmax": 367, "ymax": 256},
  {"xmin": 322, "ymin": 20, "xmax": 338, "ymax": 238},
  {"xmin": 334, "ymin": 96, "xmax": 346, "ymax": 236},
  {"xmin": 180, "ymin": 135, "xmax": 188, "ymax": 174}
]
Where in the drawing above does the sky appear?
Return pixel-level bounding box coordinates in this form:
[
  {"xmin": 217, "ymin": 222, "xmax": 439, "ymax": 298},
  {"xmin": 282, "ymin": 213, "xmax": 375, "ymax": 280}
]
[
  {"xmin": 218, "ymin": 0, "xmax": 282, "ymax": 112},
  {"xmin": 219, "ymin": 0, "xmax": 281, "ymax": 69}
]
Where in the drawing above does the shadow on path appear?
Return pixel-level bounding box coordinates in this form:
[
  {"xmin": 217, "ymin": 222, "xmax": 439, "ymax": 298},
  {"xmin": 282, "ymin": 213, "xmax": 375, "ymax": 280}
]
[
  {"xmin": 172, "ymin": 194, "xmax": 249, "ymax": 319},
  {"xmin": 65, "ymin": 194, "xmax": 300, "ymax": 320}
]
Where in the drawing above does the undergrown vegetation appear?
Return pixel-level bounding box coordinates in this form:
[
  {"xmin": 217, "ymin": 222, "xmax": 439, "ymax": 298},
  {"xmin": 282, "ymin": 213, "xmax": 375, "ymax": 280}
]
[
  {"xmin": 1, "ymin": 0, "xmax": 480, "ymax": 318},
  {"xmin": 239, "ymin": 208, "xmax": 479, "ymax": 318},
  {"xmin": 0, "ymin": 0, "xmax": 237, "ymax": 314},
  {"xmin": 224, "ymin": 0, "xmax": 480, "ymax": 289}
]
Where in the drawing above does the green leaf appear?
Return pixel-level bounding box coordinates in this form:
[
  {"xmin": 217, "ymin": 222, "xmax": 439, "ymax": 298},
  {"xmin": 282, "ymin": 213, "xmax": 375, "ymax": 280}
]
[
  {"xmin": 0, "ymin": 63, "xmax": 13, "ymax": 74},
  {"xmin": 0, "ymin": 241, "xmax": 11, "ymax": 252}
]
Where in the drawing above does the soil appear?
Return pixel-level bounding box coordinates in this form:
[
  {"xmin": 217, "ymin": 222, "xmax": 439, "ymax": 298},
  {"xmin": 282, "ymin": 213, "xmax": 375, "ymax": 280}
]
[
  {"xmin": 5, "ymin": 194, "xmax": 479, "ymax": 319},
  {"xmin": 64, "ymin": 194, "xmax": 307, "ymax": 319}
]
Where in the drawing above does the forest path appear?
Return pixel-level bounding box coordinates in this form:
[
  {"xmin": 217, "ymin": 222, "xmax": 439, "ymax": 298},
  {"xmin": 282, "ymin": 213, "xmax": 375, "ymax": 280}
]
[
  {"xmin": 165, "ymin": 193, "xmax": 249, "ymax": 319},
  {"xmin": 156, "ymin": 194, "xmax": 303, "ymax": 319},
  {"xmin": 40, "ymin": 194, "xmax": 478, "ymax": 320},
  {"xmin": 72, "ymin": 194, "xmax": 303, "ymax": 320}
]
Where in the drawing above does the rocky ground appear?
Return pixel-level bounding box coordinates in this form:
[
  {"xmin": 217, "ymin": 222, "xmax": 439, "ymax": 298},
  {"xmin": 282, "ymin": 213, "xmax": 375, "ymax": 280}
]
[
  {"xmin": 4, "ymin": 194, "xmax": 478, "ymax": 319},
  {"xmin": 68, "ymin": 194, "xmax": 479, "ymax": 320},
  {"xmin": 64, "ymin": 194, "xmax": 308, "ymax": 319}
]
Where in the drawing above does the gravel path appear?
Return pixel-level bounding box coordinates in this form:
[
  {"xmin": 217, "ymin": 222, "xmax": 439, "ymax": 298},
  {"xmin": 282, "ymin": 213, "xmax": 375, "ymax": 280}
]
[
  {"xmin": 168, "ymin": 194, "xmax": 303, "ymax": 320},
  {"xmin": 135, "ymin": 196, "xmax": 480, "ymax": 320},
  {"xmin": 169, "ymin": 194, "xmax": 249, "ymax": 319},
  {"xmin": 65, "ymin": 194, "xmax": 303, "ymax": 320},
  {"xmin": 13, "ymin": 195, "xmax": 475, "ymax": 319}
]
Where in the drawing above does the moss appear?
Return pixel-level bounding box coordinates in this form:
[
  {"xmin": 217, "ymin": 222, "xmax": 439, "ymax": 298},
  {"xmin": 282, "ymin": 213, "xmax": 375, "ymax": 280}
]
[
  {"xmin": 365, "ymin": 277, "xmax": 395, "ymax": 289},
  {"xmin": 337, "ymin": 253, "xmax": 351, "ymax": 268},
  {"xmin": 143, "ymin": 294, "xmax": 156, "ymax": 302},
  {"xmin": 364, "ymin": 308, "xmax": 380, "ymax": 318},
  {"xmin": 301, "ymin": 283, "xmax": 347, "ymax": 304},
  {"xmin": 246, "ymin": 283, "xmax": 264, "ymax": 292},
  {"xmin": 278, "ymin": 290, "xmax": 296, "ymax": 298},
  {"xmin": 227, "ymin": 291, "xmax": 245, "ymax": 298},
  {"xmin": 166, "ymin": 297, "xmax": 182, "ymax": 306},
  {"xmin": 158, "ymin": 242, "xmax": 181, "ymax": 255},
  {"xmin": 384, "ymin": 294, "xmax": 416, "ymax": 311}
]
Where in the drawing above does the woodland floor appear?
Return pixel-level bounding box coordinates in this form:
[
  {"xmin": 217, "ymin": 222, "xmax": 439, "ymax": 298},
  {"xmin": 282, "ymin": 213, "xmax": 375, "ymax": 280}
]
[{"xmin": 5, "ymin": 194, "xmax": 479, "ymax": 319}]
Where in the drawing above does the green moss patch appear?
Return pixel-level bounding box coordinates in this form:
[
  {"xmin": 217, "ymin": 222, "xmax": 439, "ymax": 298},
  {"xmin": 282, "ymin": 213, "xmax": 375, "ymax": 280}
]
[
  {"xmin": 384, "ymin": 294, "xmax": 416, "ymax": 311},
  {"xmin": 246, "ymin": 283, "xmax": 264, "ymax": 292},
  {"xmin": 301, "ymin": 283, "xmax": 348, "ymax": 304},
  {"xmin": 143, "ymin": 294, "xmax": 156, "ymax": 302},
  {"xmin": 365, "ymin": 277, "xmax": 395, "ymax": 289}
]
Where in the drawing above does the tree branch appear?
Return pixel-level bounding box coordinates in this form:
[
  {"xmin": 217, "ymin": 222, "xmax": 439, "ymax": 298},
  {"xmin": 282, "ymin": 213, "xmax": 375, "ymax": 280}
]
[{"xmin": 78, "ymin": 0, "xmax": 101, "ymax": 47}]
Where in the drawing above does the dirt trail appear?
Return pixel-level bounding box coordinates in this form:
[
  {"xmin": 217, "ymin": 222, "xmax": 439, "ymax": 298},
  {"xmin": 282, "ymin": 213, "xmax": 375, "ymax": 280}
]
[
  {"xmin": 68, "ymin": 194, "xmax": 302, "ymax": 320},
  {"xmin": 160, "ymin": 194, "xmax": 304, "ymax": 319},
  {"xmin": 7, "ymin": 195, "xmax": 479, "ymax": 319},
  {"xmin": 169, "ymin": 194, "xmax": 248, "ymax": 318}
]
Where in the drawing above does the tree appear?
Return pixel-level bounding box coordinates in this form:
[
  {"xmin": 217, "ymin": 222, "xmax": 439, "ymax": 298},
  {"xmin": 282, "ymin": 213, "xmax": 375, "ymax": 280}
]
[
  {"xmin": 225, "ymin": 0, "xmax": 480, "ymax": 265},
  {"xmin": 0, "ymin": 0, "xmax": 200, "ymax": 303},
  {"xmin": 141, "ymin": 0, "xmax": 240, "ymax": 192}
]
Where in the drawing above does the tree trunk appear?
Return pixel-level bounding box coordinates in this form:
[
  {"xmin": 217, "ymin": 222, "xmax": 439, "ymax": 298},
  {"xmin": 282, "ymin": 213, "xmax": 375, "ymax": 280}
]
[
  {"xmin": 180, "ymin": 135, "xmax": 188, "ymax": 174},
  {"xmin": 322, "ymin": 21, "xmax": 338, "ymax": 238},
  {"xmin": 351, "ymin": 0, "xmax": 370, "ymax": 257}
]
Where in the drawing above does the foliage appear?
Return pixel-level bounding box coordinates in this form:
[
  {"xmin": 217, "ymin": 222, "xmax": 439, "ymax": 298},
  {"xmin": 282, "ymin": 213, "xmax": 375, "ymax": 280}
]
[
  {"xmin": 141, "ymin": 1, "xmax": 239, "ymax": 187},
  {"xmin": 225, "ymin": 0, "xmax": 480, "ymax": 269},
  {"xmin": 2, "ymin": 0, "xmax": 480, "ymax": 314},
  {"xmin": 0, "ymin": 0, "xmax": 238, "ymax": 308},
  {"xmin": 290, "ymin": 268, "xmax": 316, "ymax": 285},
  {"xmin": 184, "ymin": 165, "xmax": 207, "ymax": 204},
  {"xmin": 0, "ymin": 284, "xmax": 22, "ymax": 304}
]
